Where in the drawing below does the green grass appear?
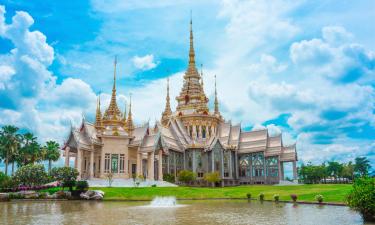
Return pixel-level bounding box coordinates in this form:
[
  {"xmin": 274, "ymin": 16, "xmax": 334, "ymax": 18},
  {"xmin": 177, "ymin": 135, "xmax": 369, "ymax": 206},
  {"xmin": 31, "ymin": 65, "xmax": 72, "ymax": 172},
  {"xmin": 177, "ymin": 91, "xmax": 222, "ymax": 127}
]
[{"xmin": 87, "ymin": 184, "xmax": 352, "ymax": 203}]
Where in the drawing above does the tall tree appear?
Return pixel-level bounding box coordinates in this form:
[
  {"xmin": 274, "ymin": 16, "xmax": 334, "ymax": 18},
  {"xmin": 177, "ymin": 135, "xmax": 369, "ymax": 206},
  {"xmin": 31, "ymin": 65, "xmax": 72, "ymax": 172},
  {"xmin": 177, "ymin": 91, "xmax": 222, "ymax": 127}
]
[
  {"xmin": 354, "ymin": 157, "xmax": 371, "ymax": 177},
  {"xmin": 0, "ymin": 125, "xmax": 21, "ymax": 176},
  {"xmin": 327, "ymin": 161, "xmax": 343, "ymax": 182},
  {"xmin": 42, "ymin": 141, "xmax": 60, "ymax": 174},
  {"xmin": 17, "ymin": 132, "xmax": 42, "ymax": 166}
]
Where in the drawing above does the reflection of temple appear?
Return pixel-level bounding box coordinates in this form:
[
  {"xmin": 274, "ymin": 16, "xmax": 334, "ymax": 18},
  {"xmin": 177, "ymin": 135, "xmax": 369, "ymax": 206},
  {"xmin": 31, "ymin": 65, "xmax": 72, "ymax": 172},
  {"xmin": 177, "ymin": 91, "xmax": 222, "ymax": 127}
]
[{"xmin": 62, "ymin": 19, "xmax": 297, "ymax": 185}]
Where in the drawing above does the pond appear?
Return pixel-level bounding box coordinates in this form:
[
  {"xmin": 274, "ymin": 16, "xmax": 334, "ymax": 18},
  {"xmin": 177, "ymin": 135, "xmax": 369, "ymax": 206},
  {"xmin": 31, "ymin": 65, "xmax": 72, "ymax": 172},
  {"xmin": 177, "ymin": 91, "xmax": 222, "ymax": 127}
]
[{"xmin": 0, "ymin": 200, "xmax": 371, "ymax": 225}]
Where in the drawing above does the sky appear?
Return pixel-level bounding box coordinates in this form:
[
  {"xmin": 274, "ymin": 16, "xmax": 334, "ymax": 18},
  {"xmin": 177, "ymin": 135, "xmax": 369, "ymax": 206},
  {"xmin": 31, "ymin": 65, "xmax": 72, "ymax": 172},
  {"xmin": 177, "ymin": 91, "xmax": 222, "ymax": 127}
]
[{"xmin": 0, "ymin": 0, "xmax": 374, "ymax": 171}]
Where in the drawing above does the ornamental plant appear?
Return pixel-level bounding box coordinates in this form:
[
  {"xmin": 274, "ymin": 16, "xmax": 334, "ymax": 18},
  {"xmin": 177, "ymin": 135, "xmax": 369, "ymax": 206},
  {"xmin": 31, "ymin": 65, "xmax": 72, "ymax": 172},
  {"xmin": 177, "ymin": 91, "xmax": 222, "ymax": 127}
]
[
  {"xmin": 246, "ymin": 193, "xmax": 251, "ymax": 199},
  {"xmin": 51, "ymin": 167, "xmax": 79, "ymax": 191},
  {"xmin": 259, "ymin": 193, "xmax": 265, "ymax": 201},
  {"xmin": 290, "ymin": 194, "xmax": 298, "ymax": 202},
  {"xmin": 203, "ymin": 172, "xmax": 221, "ymax": 187},
  {"xmin": 178, "ymin": 170, "xmax": 196, "ymax": 185},
  {"xmin": 347, "ymin": 177, "xmax": 375, "ymax": 222},
  {"xmin": 13, "ymin": 164, "xmax": 48, "ymax": 187},
  {"xmin": 76, "ymin": 180, "xmax": 89, "ymax": 191},
  {"xmin": 315, "ymin": 194, "xmax": 324, "ymax": 203},
  {"xmin": 274, "ymin": 194, "xmax": 280, "ymax": 202}
]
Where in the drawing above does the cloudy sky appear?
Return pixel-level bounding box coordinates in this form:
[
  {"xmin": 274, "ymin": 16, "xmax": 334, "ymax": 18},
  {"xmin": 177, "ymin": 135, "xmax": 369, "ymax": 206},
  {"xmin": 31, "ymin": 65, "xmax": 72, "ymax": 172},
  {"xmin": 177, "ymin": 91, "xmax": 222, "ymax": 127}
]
[{"xmin": 0, "ymin": 0, "xmax": 374, "ymax": 169}]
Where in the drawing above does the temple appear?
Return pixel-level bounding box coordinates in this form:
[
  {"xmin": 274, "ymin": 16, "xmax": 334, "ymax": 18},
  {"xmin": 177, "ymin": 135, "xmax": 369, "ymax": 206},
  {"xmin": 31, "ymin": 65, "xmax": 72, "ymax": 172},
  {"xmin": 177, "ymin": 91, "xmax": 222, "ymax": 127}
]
[{"xmin": 62, "ymin": 19, "xmax": 298, "ymax": 185}]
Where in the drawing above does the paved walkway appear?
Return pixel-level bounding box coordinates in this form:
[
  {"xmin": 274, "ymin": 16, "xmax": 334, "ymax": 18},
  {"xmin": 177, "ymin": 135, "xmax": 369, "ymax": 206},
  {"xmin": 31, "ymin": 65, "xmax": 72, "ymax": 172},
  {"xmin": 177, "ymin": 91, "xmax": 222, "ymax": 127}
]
[{"xmin": 87, "ymin": 178, "xmax": 178, "ymax": 187}]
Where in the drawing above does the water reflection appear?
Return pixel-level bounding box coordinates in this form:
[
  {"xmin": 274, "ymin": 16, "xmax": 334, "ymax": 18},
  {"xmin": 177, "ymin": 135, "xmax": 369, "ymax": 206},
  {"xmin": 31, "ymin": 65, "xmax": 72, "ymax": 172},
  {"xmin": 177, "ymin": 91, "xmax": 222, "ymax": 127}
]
[{"xmin": 0, "ymin": 200, "xmax": 370, "ymax": 225}]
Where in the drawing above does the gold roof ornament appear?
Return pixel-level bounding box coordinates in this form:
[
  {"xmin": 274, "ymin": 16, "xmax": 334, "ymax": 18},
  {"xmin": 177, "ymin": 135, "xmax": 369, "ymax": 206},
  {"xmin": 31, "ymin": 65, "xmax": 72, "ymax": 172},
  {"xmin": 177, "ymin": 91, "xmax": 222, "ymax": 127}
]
[
  {"xmin": 122, "ymin": 100, "xmax": 127, "ymax": 124},
  {"xmin": 214, "ymin": 74, "xmax": 220, "ymax": 116},
  {"xmin": 103, "ymin": 56, "xmax": 122, "ymax": 122},
  {"xmin": 95, "ymin": 94, "xmax": 103, "ymax": 129},
  {"xmin": 161, "ymin": 77, "xmax": 172, "ymax": 126},
  {"xmin": 176, "ymin": 16, "xmax": 209, "ymax": 114},
  {"xmin": 126, "ymin": 93, "xmax": 135, "ymax": 134}
]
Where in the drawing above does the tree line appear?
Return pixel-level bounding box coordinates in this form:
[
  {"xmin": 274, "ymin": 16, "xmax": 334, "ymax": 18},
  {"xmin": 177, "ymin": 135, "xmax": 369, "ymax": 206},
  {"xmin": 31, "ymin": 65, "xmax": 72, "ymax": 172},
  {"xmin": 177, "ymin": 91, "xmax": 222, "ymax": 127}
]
[
  {"xmin": 298, "ymin": 157, "xmax": 372, "ymax": 184},
  {"xmin": 0, "ymin": 125, "xmax": 61, "ymax": 175}
]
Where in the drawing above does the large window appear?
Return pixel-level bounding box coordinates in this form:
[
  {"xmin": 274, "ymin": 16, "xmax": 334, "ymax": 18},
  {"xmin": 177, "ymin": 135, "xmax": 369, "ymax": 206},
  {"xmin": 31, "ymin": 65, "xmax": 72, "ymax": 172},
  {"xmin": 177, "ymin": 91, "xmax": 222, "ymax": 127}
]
[
  {"xmin": 252, "ymin": 152, "xmax": 264, "ymax": 177},
  {"xmin": 266, "ymin": 157, "xmax": 278, "ymax": 177},
  {"xmin": 111, "ymin": 154, "xmax": 118, "ymax": 173},
  {"xmin": 223, "ymin": 150, "xmax": 231, "ymax": 177},
  {"xmin": 176, "ymin": 152, "xmax": 184, "ymax": 174},
  {"xmin": 104, "ymin": 154, "xmax": 110, "ymax": 173},
  {"xmin": 202, "ymin": 126, "xmax": 206, "ymax": 139},
  {"xmin": 119, "ymin": 154, "xmax": 125, "ymax": 173},
  {"xmin": 186, "ymin": 151, "xmax": 193, "ymax": 170},
  {"xmin": 239, "ymin": 155, "xmax": 251, "ymax": 177},
  {"xmin": 169, "ymin": 151, "xmax": 175, "ymax": 175},
  {"xmin": 195, "ymin": 150, "xmax": 203, "ymax": 177}
]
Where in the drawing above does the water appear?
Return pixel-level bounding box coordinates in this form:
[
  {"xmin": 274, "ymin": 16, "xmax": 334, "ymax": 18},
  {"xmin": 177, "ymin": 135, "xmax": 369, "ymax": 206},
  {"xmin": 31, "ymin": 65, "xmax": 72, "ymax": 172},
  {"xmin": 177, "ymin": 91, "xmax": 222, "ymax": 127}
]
[
  {"xmin": 0, "ymin": 200, "xmax": 371, "ymax": 225},
  {"xmin": 149, "ymin": 196, "xmax": 178, "ymax": 207}
]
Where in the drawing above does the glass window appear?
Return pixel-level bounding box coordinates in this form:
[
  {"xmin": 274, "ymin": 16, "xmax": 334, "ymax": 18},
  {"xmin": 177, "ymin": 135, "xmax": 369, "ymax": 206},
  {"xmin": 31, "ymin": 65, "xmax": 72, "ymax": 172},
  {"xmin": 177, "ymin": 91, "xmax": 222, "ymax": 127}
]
[
  {"xmin": 239, "ymin": 154, "xmax": 251, "ymax": 177},
  {"xmin": 111, "ymin": 154, "xmax": 118, "ymax": 173},
  {"xmin": 252, "ymin": 152, "xmax": 264, "ymax": 177},
  {"xmin": 105, "ymin": 154, "xmax": 110, "ymax": 173},
  {"xmin": 119, "ymin": 154, "xmax": 125, "ymax": 173},
  {"xmin": 266, "ymin": 157, "xmax": 279, "ymax": 177}
]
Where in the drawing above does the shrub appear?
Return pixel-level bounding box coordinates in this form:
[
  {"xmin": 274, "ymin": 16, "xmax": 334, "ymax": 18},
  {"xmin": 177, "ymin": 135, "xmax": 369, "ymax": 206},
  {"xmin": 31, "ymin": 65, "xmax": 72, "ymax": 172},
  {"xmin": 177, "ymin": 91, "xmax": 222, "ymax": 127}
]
[
  {"xmin": 163, "ymin": 173, "xmax": 175, "ymax": 183},
  {"xmin": 0, "ymin": 172, "xmax": 16, "ymax": 191},
  {"xmin": 76, "ymin": 180, "xmax": 89, "ymax": 191},
  {"xmin": 151, "ymin": 184, "xmax": 157, "ymax": 187},
  {"xmin": 246, "ymin": 193, "xmax": 251, "ymax": 199},
  {"xmin": 13, "ymin": 164, "xmax": 48, "ymax": 187},
  {"xmin": 177, "ymin": 170, "xmax": 196, "ymax": 184},
  {"xmin": 274, "ymin": 194, "xmax": 280, "ymax": 202},
  {"xmin": 315, "ymin": 194, "xmax": 324, "ymax": 203},
  {"xmin": 106, "ymin": 172, "xmax": 114, "ymax": 187},
  {"xmin": 259, "ymin": 193, "xmax": 265, "ymax": 201},
  {"xmin": 347, "ymin": 178, "xmax": 375, "ymax": 222},
  {"xmin": 290, "ymin": 194, "xmax": 298, "ymax": 202},
  {"xmin": 51, "ymin": 167, "xmax": 79, "ymax": 191},
  {"xmin": 203, "ymin": 172, "xmax": 221, "ymax": 187}
]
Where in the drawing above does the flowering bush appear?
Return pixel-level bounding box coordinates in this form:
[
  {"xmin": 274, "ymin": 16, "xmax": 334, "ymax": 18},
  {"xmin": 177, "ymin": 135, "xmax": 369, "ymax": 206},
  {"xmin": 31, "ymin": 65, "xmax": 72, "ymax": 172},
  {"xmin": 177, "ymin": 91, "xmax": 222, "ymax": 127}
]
[
  {"xmin": 347, "ymin": 178, "xmax": 375, "ymax": 222},
  {"xmin": 13, "ymin": 164, "xmax": 48, "ymax": 187},
  {"xmin": 315, "ymin": 194, "xmax": 324, "ymax": 203},
  {"xmin": 274, "ymin": 194, "xmax": 280, "ymax": 202},
  {"xmin": 259, "ymin": 193, "xmax": 265, "ymax": 201},
  {"xmin": 290, "ymin": 194, "xmax": 298, "ymax": 202}
]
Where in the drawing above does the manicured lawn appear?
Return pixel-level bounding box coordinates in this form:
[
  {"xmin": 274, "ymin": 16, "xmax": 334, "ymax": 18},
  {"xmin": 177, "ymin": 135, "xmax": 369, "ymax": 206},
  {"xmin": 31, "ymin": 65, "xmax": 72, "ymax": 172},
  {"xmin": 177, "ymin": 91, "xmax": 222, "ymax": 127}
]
[{"xmin": 89, "ymin": 184, "xmax": 352, "ymax": 203}]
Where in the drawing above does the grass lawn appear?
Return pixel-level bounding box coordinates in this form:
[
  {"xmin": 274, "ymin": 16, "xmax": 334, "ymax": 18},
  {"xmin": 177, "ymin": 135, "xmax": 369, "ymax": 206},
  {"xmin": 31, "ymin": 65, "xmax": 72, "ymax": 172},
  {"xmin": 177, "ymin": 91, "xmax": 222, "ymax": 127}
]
[{"xmin": 88, "ymin": 184, "xmax": 352, "ymax": 203}]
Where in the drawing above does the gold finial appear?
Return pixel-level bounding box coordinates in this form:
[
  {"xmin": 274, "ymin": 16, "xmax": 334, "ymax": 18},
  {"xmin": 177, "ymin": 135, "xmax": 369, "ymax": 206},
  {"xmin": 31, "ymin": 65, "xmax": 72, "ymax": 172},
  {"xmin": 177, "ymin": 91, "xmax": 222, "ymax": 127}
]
[
  {"xmin": 126, "ymin": 93, "xmax": 134, "ymax": 133},
  {"xmin": 113, "ymin": 56, "xmax": 117, "ymax": 91},
  {"xmin": 189, "ymin": 12, "xmax": 195, "ymax": 66},
  {"xmin": 95, "ymin": 94, "xmax": 102, "ymax": 128},
  {"xmin": 123, "ymin": 100, "xmax": 127, "ymax": 123},
  {"xmin": 214, "ymin": 74, "xmax": 219, "ymax": 115}
]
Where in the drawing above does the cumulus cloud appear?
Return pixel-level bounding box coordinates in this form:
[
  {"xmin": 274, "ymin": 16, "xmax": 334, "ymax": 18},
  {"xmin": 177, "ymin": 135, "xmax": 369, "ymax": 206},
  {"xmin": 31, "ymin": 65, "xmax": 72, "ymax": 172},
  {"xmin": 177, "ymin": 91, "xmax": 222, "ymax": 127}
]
[{"xmin": 132, "ymin": 54, "xmax": 158, "ymax": 70}]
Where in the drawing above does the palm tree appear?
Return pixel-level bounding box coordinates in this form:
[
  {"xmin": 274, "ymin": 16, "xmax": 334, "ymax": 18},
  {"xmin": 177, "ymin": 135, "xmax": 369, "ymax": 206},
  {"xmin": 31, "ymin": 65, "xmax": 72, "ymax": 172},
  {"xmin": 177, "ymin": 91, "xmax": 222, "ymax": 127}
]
[
  {"xmin": 18, "ymin": 132, "xmax": 42, "ymax": 166},
  {"xmin": 42, "ymin": 141, "xmax": 60, "ymax": 174},
  {"xmin": 354, "ymin": 157, "xmax": 371, "ymax": 177},
  {"xmin": 0, "ymin": 125, "xmax": 21, "ymax": 176}
]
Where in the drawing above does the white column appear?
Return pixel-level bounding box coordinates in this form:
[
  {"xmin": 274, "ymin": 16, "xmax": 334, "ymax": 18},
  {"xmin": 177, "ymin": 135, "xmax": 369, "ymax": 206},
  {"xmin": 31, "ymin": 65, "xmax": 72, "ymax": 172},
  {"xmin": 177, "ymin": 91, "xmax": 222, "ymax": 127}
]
[
  {"xmin": 158, "ymin": 150, "xmax": 163, "ymax": 181},
  {"xmin": 147, "ymin": 152, "xmax": 154, "ymax": 180},
  {"xmin": 293, "ymin": 161, "xmax": 297, "ymax": 180},
  {"xmin": 65, "ymin": 147, "xmax": 70, "ymax": 167},
  {"xmin": 280, "ymin": 162, "xmax": 284, "ymax": 180},
  {"xmin": 89, "ymin": 151, "xmax": 94, "ymax": 179},
  {"xmin": 76, "ymin": 149, "xmax": 82, "ymax": 179},
  {"xmin": 136, "ymin": 152, "xmax": 142, "ymax": 176}
]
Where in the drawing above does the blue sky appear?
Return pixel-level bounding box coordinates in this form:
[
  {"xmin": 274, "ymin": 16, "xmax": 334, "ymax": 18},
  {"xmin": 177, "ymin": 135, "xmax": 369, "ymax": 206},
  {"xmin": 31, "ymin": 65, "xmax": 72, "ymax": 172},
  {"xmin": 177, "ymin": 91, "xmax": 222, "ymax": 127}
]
[{"xmin": 0, "ymin": 0, "xmax": 374, "ymax": 170}]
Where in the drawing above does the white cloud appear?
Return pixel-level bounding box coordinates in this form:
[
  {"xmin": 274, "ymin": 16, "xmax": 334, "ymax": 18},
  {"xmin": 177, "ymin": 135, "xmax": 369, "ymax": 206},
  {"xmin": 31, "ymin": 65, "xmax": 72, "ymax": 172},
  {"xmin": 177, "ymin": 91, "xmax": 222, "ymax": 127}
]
[
  {"xmin": 0, "ymin": 65, "xmax": 15, "ymax": 90},
  {"xmin": 132, "ymin": 54, "xmax": 158, "ymax": 70}
]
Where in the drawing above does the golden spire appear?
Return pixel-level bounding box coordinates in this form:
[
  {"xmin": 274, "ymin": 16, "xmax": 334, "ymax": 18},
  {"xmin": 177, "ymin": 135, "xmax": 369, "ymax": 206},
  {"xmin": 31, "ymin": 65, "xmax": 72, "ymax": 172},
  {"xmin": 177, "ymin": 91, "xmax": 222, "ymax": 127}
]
[
  {"xmin": 103, "ymin": 56, "xmax": 122, "ymax": 121},
  {"xmin": 95, "ymin": 94, "xmax": 102, "ymax": 129},
  {"xmin": 162, "ymin": 77, "xmax": 172, "ymax": 125},
  {"xmin": 122, "ymin": 100, "xmax": 127, "ymax": 124},
  {"xmin": 214, "ymin": 75, "xmax": 220, "ymax": 115},
  {"xmin": 126, "ymin": 93, "xmax": 134, "ymax": 133},
  {"xmin": 188, "ymin": 14, "xmax": 195, "ymax": 66}
]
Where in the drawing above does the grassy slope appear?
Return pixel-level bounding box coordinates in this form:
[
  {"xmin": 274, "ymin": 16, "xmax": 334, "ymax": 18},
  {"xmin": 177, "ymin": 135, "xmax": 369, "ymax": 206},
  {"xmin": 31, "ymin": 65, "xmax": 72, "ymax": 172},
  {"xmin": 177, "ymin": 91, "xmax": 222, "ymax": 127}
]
[{"xmin": 90, "ymin": 184, "xmax": 352, "ymax": 203}]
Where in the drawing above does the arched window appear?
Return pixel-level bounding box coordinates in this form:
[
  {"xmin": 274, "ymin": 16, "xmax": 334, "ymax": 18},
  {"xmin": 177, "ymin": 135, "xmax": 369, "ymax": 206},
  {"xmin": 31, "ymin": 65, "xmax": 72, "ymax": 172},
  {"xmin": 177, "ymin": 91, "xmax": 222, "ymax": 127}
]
[
  {"xmin": 252, "ymin": 152, "xmax": 264, "ymax": 177},
  {"xmin": 189, "ymin": 126, "xmax": 193, "ymax": 137},
  {"xmin": 196, "ymin": 125, "xmax": 199, "ymax": 138}
]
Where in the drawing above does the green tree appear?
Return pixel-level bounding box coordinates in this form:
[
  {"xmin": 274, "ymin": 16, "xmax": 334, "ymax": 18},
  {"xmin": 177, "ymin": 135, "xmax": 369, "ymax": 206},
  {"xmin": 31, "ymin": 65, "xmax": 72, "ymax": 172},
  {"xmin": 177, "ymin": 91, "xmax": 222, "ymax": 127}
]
[
  {"xmin": 342, "ymin": 161, "xmax": 355, "ymax": 181},
  {"xmin": 17, "ymin": 132, "xmax": 42, "ymax": 166},
  {"xmin": 354, "ymin": 157, "xmax": 371, "ymax": 177},
  {"xmin": 0, "ymin": 125, "xmax": 21, "ymax": 176},
  {"xmin": 327, "ymin": 161, "xmax": 343, "ymax": 182},
  {"xmin": 13, "ymin": 164, "xmax": 48, "ymax": 186},
  {"xmin": 51, "ymin": 167, "xmax": 79, "ymax": 191},
  {"xmin": 203, "ymin": 172, "xmax": 221, "ymax": 187},
  {"xmin": 347, "ymin": 177, "xmax": 375, "ymax": 222},
  {"xmin": 177, "ymin": 170, "xmax": 196, "ymax": 184},
  {"xmin": 42, "ymin": 141, "xmax": 60, "ymax": 174}
]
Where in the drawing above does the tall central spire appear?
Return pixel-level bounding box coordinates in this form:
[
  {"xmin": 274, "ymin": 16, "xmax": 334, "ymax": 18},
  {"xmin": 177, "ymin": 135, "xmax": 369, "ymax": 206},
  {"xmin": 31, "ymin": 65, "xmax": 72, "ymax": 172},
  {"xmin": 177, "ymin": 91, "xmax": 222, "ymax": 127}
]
[
  {"xmin": 162, "ymin": 77, "xmax": 172, "ymax": 126},
  {"xmin": 189, "ymin": 15, "xmax": 195, "ymax": 66},
  {"xmin": 103, "ymin": 56, "xmax": 122, "ymax": 122},
  {"xmin": 111, "ymin": 56, "xmax": 117, "ymax": 104}
]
